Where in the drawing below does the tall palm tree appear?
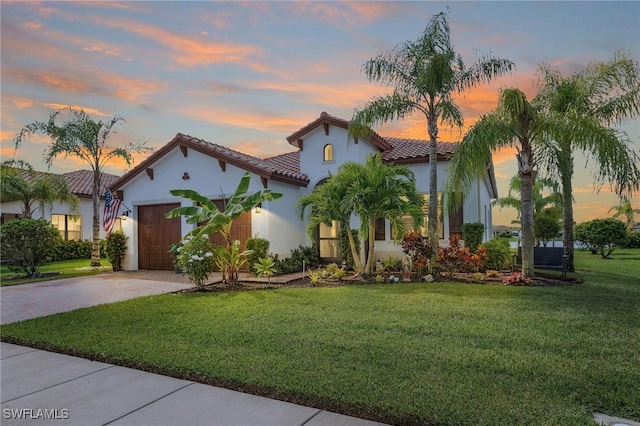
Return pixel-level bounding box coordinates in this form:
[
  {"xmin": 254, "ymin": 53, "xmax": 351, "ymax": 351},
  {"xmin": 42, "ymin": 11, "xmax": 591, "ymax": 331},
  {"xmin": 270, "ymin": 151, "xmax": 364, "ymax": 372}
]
[
  {"xmin": 444, "ymin": 88, "xmax": 544, "ymax": 278},
  {"xmin": 14, "ymin": 107, "xmax": 149, "ymax": 266},
  {"xmin": 0, "ymin": 160, "xmax": 79, "ymax": 219},
  {"xmin": 349, "ymin": 11, "xmax": 514, "ymax": 267},
  {"xmin": 608, "ymin": 196, "xmax": 640, "ymax": 231},
  {"xmin": 166, "ymin": 172, "xmax": 282, "ymax": 284},
  {"xmin": 535, "ymin": 52, "xmax": 640, "ymax": 271}
]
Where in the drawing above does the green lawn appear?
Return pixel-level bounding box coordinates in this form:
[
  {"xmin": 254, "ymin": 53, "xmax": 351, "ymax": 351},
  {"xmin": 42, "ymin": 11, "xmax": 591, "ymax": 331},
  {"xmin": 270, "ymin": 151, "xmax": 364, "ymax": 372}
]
[
  {"xmin": 2, "ymin": 250, "xmax": 639, "ymax": 425},
  {"xmin": 0, "ymin": 259, "xmax": 112, "ymax": 286}
]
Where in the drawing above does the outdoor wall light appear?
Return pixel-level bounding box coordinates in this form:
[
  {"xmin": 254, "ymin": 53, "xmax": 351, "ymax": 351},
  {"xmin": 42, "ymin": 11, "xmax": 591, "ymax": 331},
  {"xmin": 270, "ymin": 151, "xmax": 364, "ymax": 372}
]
[
  {"xmin": 121, "ymin": 209, "xmax": 131, "ymax": 220},
  {"xmin": 256, "ymin": 203, "xmax": 262, "ymax": 213}
]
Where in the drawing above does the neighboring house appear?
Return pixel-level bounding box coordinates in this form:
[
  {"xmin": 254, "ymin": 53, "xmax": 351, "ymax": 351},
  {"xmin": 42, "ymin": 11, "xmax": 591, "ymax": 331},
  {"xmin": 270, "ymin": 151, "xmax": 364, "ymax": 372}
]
[
  {"xmin": 110, "ymin": 112, "xmax": 498, "ymax": 271},
  {"xmin": 0, "ymin": 169, "xmax": 121, "ymax": 241}
]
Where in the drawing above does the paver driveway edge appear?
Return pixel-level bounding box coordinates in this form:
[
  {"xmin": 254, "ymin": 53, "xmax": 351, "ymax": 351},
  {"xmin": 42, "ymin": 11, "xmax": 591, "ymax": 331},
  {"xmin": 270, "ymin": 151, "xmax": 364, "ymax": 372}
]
[{"xmin": 0, "ymin": 274, "xmax": 193, "ymax": 325}]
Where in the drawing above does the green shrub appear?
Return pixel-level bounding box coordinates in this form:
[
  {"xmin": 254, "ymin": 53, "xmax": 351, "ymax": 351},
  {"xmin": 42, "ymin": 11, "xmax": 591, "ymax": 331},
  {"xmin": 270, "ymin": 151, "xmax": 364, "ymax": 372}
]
[
  {"xmin": 253, "ymin": 257, "xmax": 277, "ymax": 283},
  {"xmin": 176, "ymin": 235, "xmax": 216, "ymax": 290},
  {"xmin": 105, "ymin": 231, "xmax": 128, "ymax": 271},
  {"xmin": 575, "ymin": 219, "xmax": 628, "ymax": 258},
  {"xmin": 246, "ymin": 237, "xmax": 269, "ymax": 274},
  {"xmin": 481, "ymin": 238, "xmax": 512, "ymax": 270},
  {"xmin": 574, "ymin": 221, "xmax": 597, "ymax": 254},
  {"xmin": 382, "ymin": 254, "xmax": 402, "ymax": 272},
  {"xmin": 623, "ymin": 231, "xmax": 640, "ymax": 249},
  {"xmin": 50, "ymin": 239, "xmax": 91, "ymax": 261},
  {"xmin": 0, "ymin": 218, "xmax": 62, "ymax": 277},
  {"xmin": 461, "ymin": 222, "xmax": 485, "ymax": 252},
  {"xmin": 273, "ymin": 245, "xmax": 319, "ymax": 274}
]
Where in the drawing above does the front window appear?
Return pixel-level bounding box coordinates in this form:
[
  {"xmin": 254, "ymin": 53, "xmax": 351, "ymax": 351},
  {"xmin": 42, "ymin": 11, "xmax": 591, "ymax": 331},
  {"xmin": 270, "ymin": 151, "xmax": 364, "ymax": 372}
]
[
  {"xmin": 323, "ymin": 144, "xmax": 334, "ymax": 162},
  {"xmin": 51, "ymin": 214, "xmax": 82, "ymax": 241},
  {"xmin": 395, "ymin": 194, "xmax": 444, "ymax": 239},
  {"xmin": 318, "ymin": 220, "xmax": 340, "ymax": 259}
]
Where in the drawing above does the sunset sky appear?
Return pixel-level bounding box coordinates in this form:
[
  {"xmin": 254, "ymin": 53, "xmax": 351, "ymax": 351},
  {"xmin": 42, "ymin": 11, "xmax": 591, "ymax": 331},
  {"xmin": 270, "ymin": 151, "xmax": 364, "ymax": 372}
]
[{"xmin": 1, "ymin": 1, "xmax": 639, "ymax": 227}]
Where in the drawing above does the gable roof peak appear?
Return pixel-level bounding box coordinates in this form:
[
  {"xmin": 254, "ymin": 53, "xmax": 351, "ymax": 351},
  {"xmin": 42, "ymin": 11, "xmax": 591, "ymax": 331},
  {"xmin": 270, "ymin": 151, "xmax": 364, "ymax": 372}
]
[{"xmin": 286, "ymin": 111, "xmax": 391, "ymax": 151}]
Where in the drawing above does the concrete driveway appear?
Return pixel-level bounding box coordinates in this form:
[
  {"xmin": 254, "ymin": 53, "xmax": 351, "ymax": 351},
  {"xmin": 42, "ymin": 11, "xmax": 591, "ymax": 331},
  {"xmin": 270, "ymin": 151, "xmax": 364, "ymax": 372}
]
[{"xmin": 1, "ymin": 271, "xmax": 194, "ymax": 325}]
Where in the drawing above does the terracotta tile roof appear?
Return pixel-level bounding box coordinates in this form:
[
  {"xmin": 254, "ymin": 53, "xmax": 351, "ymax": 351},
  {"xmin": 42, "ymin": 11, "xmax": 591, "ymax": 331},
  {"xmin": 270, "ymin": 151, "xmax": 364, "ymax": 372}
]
[
  {"xmin": 110, "ymin": 133, "xmax": 309, "ymax": 191},
  {"xmin": 62, "ymin": 170, "xmax": 121, "ymax": 197},
  {"xmin": 382, "ymin": 137, "xmax": 458, "ymax": 163},
  {"xmin": 262, "ymin": 151, "xmax": 307, "ymax": 181},
  {"xmin": 2, "ymin": 167, "xmax": 119, "ymax": 198},
  {"xmin": 182, "ymin": 134, "xmax": 309, "ymax": 183}
]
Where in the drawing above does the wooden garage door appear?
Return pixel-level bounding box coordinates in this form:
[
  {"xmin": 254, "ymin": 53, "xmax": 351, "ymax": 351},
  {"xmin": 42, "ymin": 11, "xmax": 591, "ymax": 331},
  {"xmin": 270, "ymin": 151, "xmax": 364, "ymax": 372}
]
[{"xmin": 138, "ymin": 203, "xmax": 181, "ymax": 270}]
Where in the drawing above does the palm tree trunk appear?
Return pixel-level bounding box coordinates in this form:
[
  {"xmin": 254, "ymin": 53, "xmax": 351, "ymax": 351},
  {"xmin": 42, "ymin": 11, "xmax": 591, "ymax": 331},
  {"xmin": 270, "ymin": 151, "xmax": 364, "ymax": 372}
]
[
  {"xmin": 427, "ymin": 109, "xmax": 439, "ymax": 271},
  {"xmin": 520, "ymin": 170, "xmax": 535, "ymax": 278},
  {"xmin": 364, "ymin": 220, "xmax": 376, "ymax": 275},
  {"xmin": 346, "ymin": 227, "xmax": 364, "ymax": 273},
  {"xmin": 560, "ymin": 154, "xmax": 575, "ymax": 272},
  {"xmin": 90, "ymin": 170, "xmax": 102, "ymax": 267}
]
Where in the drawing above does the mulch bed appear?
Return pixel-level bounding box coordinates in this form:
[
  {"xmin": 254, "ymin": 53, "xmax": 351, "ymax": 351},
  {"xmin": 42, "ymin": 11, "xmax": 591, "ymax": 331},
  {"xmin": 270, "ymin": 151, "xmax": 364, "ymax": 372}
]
[{"xmin": 181, "ymin": 270, "xmax": 580, "ymax": 293}]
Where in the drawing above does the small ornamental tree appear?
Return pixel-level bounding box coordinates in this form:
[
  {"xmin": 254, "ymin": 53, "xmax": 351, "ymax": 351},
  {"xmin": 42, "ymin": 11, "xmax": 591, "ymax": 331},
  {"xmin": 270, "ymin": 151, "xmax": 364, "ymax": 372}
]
[
  {"xmin": 105, "ymin": 231, "xmax": 128, "ymax": 271},
  {"xmin": 0, "ymin": 218, "xmax": 62, "ymax": 277},
  {"xmin": 534, "ymin": 215, "xmax": 561, "ymax": 247},
  {"xmin": 578, "ymin": 219, "xmax": 628, "ymax": 259},
  {"xmin": 461, "ymin": 222, "xmax": 485, "ymax": 252}
]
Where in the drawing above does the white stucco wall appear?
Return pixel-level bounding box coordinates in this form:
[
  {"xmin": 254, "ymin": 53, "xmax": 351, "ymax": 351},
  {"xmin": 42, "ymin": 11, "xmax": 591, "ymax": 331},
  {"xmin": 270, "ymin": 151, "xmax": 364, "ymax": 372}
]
[{"xmin": 117, "ymin": 146, "xmax": 309, "ymax": 270}]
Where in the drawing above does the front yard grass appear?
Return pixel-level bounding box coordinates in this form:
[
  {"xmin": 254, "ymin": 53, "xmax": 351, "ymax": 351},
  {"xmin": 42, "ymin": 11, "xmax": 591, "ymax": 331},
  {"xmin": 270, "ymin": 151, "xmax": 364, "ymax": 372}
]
[
  {"xmin": 0, "ymin": 259, "xmax": 112, "ymax": 286},
  {"xmin": 2, "ymin": 249, "xmax": 639, "ymax": 425}
]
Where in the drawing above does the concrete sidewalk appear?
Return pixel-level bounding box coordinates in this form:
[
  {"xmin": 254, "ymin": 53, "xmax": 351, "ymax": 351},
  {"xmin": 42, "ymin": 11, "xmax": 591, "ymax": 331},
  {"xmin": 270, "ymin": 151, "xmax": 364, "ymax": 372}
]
[{"xmin": 1, "ymin": 343, "xmax": 386, "ymax": 426}]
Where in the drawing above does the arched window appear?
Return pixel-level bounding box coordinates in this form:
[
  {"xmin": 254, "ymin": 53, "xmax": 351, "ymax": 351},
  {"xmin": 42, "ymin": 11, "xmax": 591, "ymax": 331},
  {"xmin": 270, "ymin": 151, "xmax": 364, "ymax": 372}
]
[{"xmin": 323, "ymin": 144, "xmax": 334, "ymax": 162}]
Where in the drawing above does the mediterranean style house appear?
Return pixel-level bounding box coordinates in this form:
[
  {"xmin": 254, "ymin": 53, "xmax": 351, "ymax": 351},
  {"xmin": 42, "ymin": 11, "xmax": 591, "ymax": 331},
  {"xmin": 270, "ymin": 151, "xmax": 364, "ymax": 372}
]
[
  {"xmin": 110, "ymin": 112, "xmax": 498, "ymax": 271},
  {"xmin": 0, "ymin": 169, "xmax": 121, "ymax": 241}
]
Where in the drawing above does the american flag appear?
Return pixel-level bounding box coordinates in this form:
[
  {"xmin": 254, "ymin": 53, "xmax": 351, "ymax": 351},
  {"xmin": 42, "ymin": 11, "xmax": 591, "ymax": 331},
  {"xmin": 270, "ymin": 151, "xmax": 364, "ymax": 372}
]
[{"xmin": 103, "ymin": 187, "xmax": 122, "ymax": 234}]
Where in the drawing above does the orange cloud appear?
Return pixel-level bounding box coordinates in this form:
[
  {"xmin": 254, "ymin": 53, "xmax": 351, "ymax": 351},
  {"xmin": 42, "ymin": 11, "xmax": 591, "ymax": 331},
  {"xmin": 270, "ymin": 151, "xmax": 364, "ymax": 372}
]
[
  {"xmin": 180, "ymin": 105, "xmax": 306, "ymax": 135},
  {"xmin": 41, "ymin": 104, "xmax": 111, "ymax": 118},
  {"xmin": 3, "ymin": 68, "xmax": 164, "ymax": 103},
  {"xmin": 101, "ymin": 18, "xmax": 264, "ymax": 70}
]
